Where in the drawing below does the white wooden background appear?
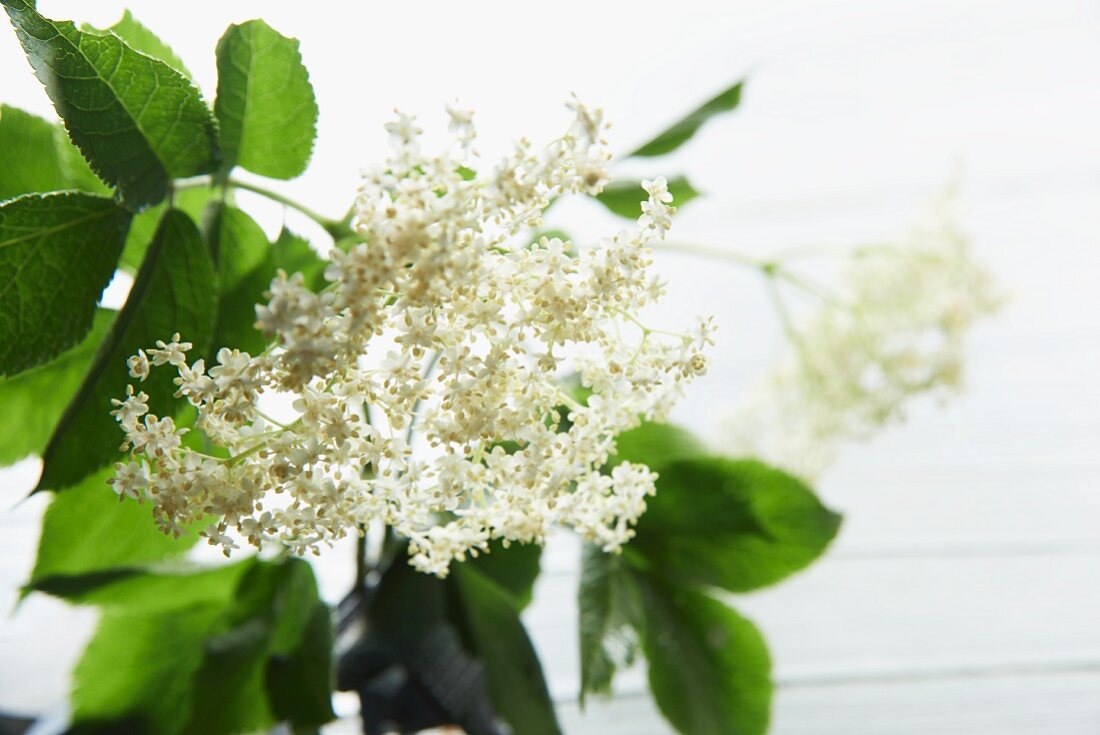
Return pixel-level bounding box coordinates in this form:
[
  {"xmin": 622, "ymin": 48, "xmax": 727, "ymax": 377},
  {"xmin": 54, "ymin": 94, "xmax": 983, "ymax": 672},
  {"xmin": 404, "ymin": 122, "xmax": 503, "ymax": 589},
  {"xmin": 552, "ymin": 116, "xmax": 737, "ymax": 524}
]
[{"xmin": 2, "ymin": 0, "xmax": 1099, "ymax": 732}]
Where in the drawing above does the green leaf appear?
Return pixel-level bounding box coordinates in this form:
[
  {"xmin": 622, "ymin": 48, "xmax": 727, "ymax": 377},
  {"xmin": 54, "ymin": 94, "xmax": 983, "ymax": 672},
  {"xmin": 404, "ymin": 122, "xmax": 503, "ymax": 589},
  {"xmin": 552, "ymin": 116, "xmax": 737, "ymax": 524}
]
[
  {"xmin": 264, "ymin": 561, "xmax": 336, "ymax": 728},
  {"xmin": 0, "ymin": 308, "xmax": 113, "ymax": 466},
  {"xmin": 206, "ymin": 202, "xmax": 268, "ymax": 354},
  {"xmin": 608, "ymin": 421, "xmax": 707, "ymax": 471},
  {"xmin": 207, "ymin": 207, "xmax": 327, "ymax": 355},
  {"xmin": 628, "ymin": 81, "xmax": 744, "ymax": 158},
  {"xmin": 364, "ymin": 557, "xmax": 501, "ymax": 731},
  {"xmin": 451, "ymin": 565, "xmax": 562, "ymax": 735},
  {"xmin": 632, "ymin": 458, "xmax": 841, "ymax": 593},
  {"xmin": 637, "ymin": 575, "xmax": 771, "ymax": 735},
  {"xmin": 214, "ymin": 19, "xmax": 318, "ymax": 179},
  {"xmin": 37, "ymin": 208, "xmax": 217, "ymax": 491},
  {"xmin": 69, "ymin": 558, "xmax": 334, "ymax": 735},
  {"xmin": 87, "ymin": 10, "xmax": 192, "ymax": 79},
  {"xmin": 0, "ymin": 192, "xmax": 129, "ymax": 375},
  {"xmin": 0, "ymin": 104, "xmax": 105, "ymax": 199},
  {"xmin": 118, "ymin": 187, "xmax": 215, "ymax": 272},
  {"xmin": 578, "ymin": 543, "xmax": 642, "ymax": 703},
  {"xmin": 0, "ymin": 104, "xmax": 69, "ymax": 198},
  {"xmin": 73, "ymin": 600, "xmax": 226, "ymax": 734},
  {"xmin": 266, "ymin": 602, "xmax": 336, "ymax": 727},
  {"xmin": 4, "ymin": 0, "xmax": 219, "ymax": 209},
  {"xmin": 37, "ymin": 561, "xmax": 246, "ymax": 610},
  {"xmin": 184, "ymin": 559, "xmax": 334, "ymax": 734},
  {"xmin": 271, "ymin": 226, "xmax": 327, "ymax": 290},
  {"xmin": 56, "ymin": 124, "xmax": 111, "ymax": 194},
  {"xmin": 29, "ymin": 467, "xmax": 201, "ymax": 588},
  {"xmin": 364, "ymin": 554, "xmax": 555, "ymax": 733},
  {"xmin": 466, "ymin": 540, "xmax": 542, "ymax": 610},
  {"xmin": 595, "ymin": 176, "xmax": 702, "ymax": 219},
  {"xmin": 207, "ymin": 202, "xmax": 268, "ymax": 289}
]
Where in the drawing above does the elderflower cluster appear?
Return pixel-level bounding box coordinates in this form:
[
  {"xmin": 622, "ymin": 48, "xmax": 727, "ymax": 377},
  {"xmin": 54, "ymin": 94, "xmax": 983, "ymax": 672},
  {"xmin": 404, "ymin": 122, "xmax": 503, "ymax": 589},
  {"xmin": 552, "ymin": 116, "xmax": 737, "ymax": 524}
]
[
  {"xmin": 726, "ymin": 198, "xmax": 1001, "ymax": 479},
  {"xmin": 108, "ymin": 100, "xmax": 713, "ymax": 576}
]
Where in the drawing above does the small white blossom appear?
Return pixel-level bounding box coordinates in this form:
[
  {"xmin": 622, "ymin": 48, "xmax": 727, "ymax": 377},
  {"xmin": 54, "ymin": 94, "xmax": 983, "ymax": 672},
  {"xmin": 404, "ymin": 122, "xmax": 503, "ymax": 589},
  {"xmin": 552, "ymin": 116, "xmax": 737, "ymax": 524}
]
[
  {"xmin": 127, "ymin": 350, "xmax": 150, "ymax": 381},
  {"xmin": 445, "ymin": 100, "xmax": 476, "ymax": 150},
  {"xmin": 110, "ymin": 386, "xmax": 149, "ymax": 434},
  {"xmin": 107, "ymin": 460, "xmax": 149, "ymax": 501},
  {"xmin": 147, "ymin": 334, "xmax": 192, "ymax": 367}
]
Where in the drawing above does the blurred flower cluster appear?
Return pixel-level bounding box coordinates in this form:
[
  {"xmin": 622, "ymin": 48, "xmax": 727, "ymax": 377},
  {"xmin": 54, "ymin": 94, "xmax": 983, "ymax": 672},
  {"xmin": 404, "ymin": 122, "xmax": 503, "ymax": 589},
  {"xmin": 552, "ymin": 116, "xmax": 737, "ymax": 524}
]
[{"xmin": 726, "ymin": 195, "xmax": 1002, "ymax": 479}]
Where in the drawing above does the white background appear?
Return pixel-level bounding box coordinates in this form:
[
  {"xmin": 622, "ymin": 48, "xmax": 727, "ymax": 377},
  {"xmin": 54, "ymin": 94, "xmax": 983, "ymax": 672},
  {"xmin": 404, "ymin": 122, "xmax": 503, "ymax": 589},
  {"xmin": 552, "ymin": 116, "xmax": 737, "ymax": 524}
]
[{"xmin": 1, "ymin": 1, "xmax": 1099, "ymax": 732}]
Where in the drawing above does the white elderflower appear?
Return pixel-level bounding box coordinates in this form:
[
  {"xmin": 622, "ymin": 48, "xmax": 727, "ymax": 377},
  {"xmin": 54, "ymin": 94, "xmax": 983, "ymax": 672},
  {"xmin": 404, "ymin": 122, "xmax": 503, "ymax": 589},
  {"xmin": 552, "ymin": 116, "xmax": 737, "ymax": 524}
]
[
  {"xmin": 127, "ymin": 350, "xmax": 150, "ymax": 381},
  {"xmin": 109, "ymin": 386, "xmax": 149, "ymax": 434},
  {"xmin": 107, "ymin": 460, "xmax": 149, "ymax": 502},
  {"xmin": 108, "ymin": 99, "xmax": 711, "ymax": 576},
  {"xmin": 147, "ymin": 334, "xmax": 192, "ymax": 367},
  {"xmin": 725, "ymin": 197, "xmax": 1001, "ymax": 479},
  {"xmin": 445, "ymin": 100, "xmax": 476, "ymax": 150}
]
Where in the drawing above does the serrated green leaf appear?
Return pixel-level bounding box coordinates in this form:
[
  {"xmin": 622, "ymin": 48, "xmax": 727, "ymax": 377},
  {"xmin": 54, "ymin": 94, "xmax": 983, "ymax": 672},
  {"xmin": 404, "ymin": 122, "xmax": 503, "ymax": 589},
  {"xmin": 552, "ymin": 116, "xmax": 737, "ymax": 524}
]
[
  {"xmin": 637, "ymin": 575, "xmax": 771, "ymax": 735},
  {"xmin": 0, "ymin": 308, "xmax": 114, "ymax": 466},
  {"xmin": 69, "ymin": 558, "xmax": 333, "ymax": 735},
  {"xmin": 608, "ymin": 421, "xmax": 707, "ymax": 471},
  {"xmin": 0, "ymin": 192, "xmax": 129, "ymax": 375},
  {"xmin": 4, "ymin": 0, "xmax": 219, "ymax": 209},
  {"xmin": 451, "ymin": 565, "xmax": 562, "ymax": 735},
  {"xmin": 87, "ymin": 10, "xmax": 191, "ymax": 79},
  {"xmin": 55, "ymin": 125, "xmax": 110, "ymax": 195},
  {"xmin": 29, "ymin": 467, "xmax": 201, "ymax": 587},
  {"xmin": 37, "ymin": 208, "xmax": 217, "ymax": 491},
  {"xmin": 595, "ymin": 176, "xmax": 702, "ymax": 219},
  {"xmin": 632, "ymin": 457, "xmax": 841, "ymax": 593},
  {"xmin": 214, "ymin": 19, "xmax": 318, "ymax": 179},
  {"xmin": 628, "ymin": 81, "xmax": 744, "ymax": 158},
  {"xmin": 0, "ymin": 103, "xmax": 106, "ymax": 199},
  {"xmin": 578, "ymin": 543, "xmax": 642, "ymax": 704},
  {"xmin": 466, "ymin": 540, "xmax": 541, "ymax": 610}
]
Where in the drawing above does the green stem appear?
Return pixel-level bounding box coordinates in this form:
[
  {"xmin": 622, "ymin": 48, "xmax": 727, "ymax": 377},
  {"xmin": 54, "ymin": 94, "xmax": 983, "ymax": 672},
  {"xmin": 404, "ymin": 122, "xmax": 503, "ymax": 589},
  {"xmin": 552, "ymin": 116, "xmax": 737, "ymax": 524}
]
[
  {"xmin": 655, "ymin": 240, "xmax": 841, "ymax": 305},
  {"xmin": 355, "ymin": 531, "xmax": 368, "ymax": 594},
  {"xmin": 175, "ymin": 177, "xmax": 354, "ymax": 240},
  {"xmin": 226, "ymin": 178, "xmax": 352, "ymax": 239},
  {"xmin": 766, "ymin": 277, "xmax": 813, "ymax": 361},
  {"xmin": 405, "ymin": 349, "xmax": 442, "ymax": 446},
  {"xmin": 653, "ymin": 240, "xmax": 769, "ymax": 269}
]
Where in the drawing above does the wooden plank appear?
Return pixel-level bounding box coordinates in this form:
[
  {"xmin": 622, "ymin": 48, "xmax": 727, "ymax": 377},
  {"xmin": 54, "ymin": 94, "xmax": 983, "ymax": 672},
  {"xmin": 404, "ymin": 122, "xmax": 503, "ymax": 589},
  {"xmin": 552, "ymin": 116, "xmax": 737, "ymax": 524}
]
[
  {"xmin": 524, "ymin": 551, "xmax": 1100, "ymax": 700},
  {"xmin": 556, "ymin": 670, "xmax": 1100, "ymax": 735}
]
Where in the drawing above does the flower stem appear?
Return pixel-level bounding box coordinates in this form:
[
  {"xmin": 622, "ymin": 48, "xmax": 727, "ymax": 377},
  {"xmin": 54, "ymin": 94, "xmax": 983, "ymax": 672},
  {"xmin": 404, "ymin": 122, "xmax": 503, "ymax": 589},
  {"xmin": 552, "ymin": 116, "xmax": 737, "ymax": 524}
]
[
  {"xmin": 653, "ymin": 240, "xmax": 769, "ymax": 269},
  {"xmin": 173, "ymin": 177, "xmax": 355, "ymax": 240},
  {"xmin": 653, "ymin": 239, "xmax": 841, "ymax": 305},
  {"xmin": 226, "ymin": 178, "xmax": 353, "ymax": 239}
]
